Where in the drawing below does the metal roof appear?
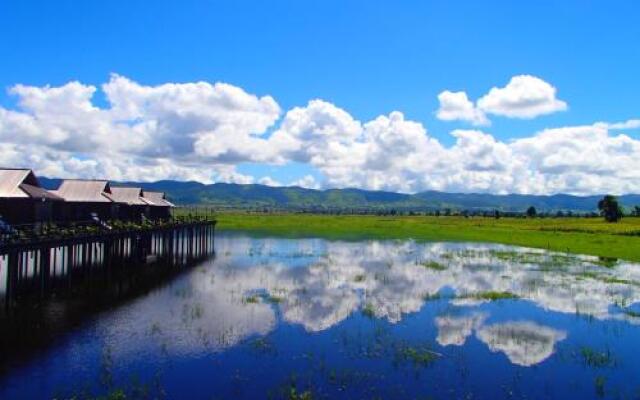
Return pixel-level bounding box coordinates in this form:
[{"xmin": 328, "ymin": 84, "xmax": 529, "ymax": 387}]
[
  {"xmin": 19, "ymin": 183, "xmax": 63, "ymax": 201},
  {"xmin": 0, "ymin": 168, "xmax": 48, "ymax": 199},
  {"xmin": 110, "ymin": 187, "xmax": 149, "ymax": 205},
  {"xmin": 52, "ymin": 180, "xmax": 113, "ymax": 203},
  {"xmin": 142, "ymin": 191, "xmax": 175, "ymax": 207}
]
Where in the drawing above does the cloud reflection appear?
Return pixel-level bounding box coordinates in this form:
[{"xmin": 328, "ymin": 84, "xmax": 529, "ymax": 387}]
[{"xmin": 98, "ymin": 235, "xmax": 640, "ymax": 365}]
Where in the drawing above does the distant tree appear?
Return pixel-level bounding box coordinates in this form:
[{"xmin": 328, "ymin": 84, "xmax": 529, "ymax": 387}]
[
  {"xmin": 444, "ymin": 208, "xmax": 451, "ymax": 217},
  {"xmin": 494, "ymin": 209, "xmax": 501, "ymax": 219},
  {"xmin": 526, "ymin": 206, "xmax": 537, "ymax": 218},
  {"xmin": 634, "ymin": 205, "xmax": 640, "ymax": 217},
  {"xmin": 597, "ymin": 195, "xmax": 623, "ymax": 222}
]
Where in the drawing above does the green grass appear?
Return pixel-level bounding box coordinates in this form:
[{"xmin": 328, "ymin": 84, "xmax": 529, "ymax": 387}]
[{"xmin": 209, "ymin": 213, "xmax": 640, "ymax": 262}]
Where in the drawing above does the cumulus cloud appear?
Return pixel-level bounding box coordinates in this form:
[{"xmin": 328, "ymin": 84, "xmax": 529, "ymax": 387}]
[
  {"xmin": 437, "ymin": 75, "xmax": 567, "ymax": 125},
  {"xmin": 258, "ymin": 176, "xmax": 282, "ymax": 187},
  {"xmin": 436, "ymin": 91, "xmax": 489, "ymax": 126},
  {"xmin": 0, "ymin": 74, "xmax": 281, "ymax": 183},
  {"xmin": 597, "ymin": 119, "xmax": 640, "ymax": 130},
  {"xmin": 290, "ymin": 175, "xmax": 320, "ymax": 189},
  {"xmin": 0, "ymin": 75, "xmax": 638, "ymax": 195},
  {"xmin": 477, "ymin": 75, "xmax": 567, "ymax": 118}
]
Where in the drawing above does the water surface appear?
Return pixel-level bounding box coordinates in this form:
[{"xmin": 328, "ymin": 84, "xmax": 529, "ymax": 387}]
[{"xmin": 1, "ymin": 232, "xmax": 640, "ymax": 399}]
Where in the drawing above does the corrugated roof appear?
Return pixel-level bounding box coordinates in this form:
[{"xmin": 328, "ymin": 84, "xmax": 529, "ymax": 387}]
[
  {"xmin": 0, "ymin": 168, "xmax": 43, "ymax": 198},
  {"xmin": 143, "ymin": 191, "xmax": 175, "ymax": 207},
  {"xmin": 110, "ymin": 187, "xmax": 149, "ymax": 205},
  {"xmin": 19, "ymin": 183, "xmax": 63, "ymax": 201},
  {"xmin": 53, "ymin": 180, "xmax": 113, "ymax": 203}
]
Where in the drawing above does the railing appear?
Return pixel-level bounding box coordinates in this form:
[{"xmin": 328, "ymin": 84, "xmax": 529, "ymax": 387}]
[{"xmin": 0, "ymin": 216, "xmax": 215, "ymax": 247}]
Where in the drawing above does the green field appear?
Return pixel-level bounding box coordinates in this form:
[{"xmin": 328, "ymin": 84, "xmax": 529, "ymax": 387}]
[{"xmin": 201, "ymin": 213, "xmax": 640, "ymax": 262}]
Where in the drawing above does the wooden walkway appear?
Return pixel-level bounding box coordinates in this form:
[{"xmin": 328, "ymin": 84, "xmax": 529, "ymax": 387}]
[{"xmin": 0, "ymin": 219, "xmax": 216, "ymax": 313}]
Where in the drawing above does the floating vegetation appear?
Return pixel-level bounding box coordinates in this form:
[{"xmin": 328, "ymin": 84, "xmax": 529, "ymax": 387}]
[
  {"xmin": 288, "ymin": 387, "xmax": 313, "ymax": 400},
  {"xmin": 243, "ymin": 295, "xmax": 260, "ymax": 304},
  {"xmin": 266, "ymin": 295, "xmax": 284, "ymax": 304},
  {"xmin": 395, "ymin": 343, "xmax": 440, "ymax": 367},
  {"xmin": 190, "ymin": 303, "xmax": 204, "ymax": 319},
  {"xmin": 362, "ymin": 303, "xmax": 376, "ymax": 318},
  {"xmin": 579, "ymin": 347, "xmax": 616, "ymax": 368},
  {"xmin": 623, "ymin": 309, "xmax": 640, "ymax": 318},
  {"xmin": 420, "ymin": 260, "xmax": 447, "ymax": 271},
  {"xmin": 602, "ymin": 276, "xmax": 637, "ymax": 286},
  {"xmin": 473, "ymin": 291, "xmax": 518, "ymax": 301},
  {"xmin": 353, "ymin": 274, "xmax": 366, "ymax": 282},
  {"xmin": 593, "ymin": 257, "xmax": 618, "ymax": 268},
  {"xmin": 249, "ymin": 337, "xmax": 277, "ymax": 355},
  {"xmin": 594, "ymin": 375, "xmax": 606, "ymax": 398},
  {"xmin": 149, "ymin": 322, "xmax": 162, "ymax": 336},
  {"xmin": 423, "ymin": 292, "xmax": 442, "ymax": 302}
]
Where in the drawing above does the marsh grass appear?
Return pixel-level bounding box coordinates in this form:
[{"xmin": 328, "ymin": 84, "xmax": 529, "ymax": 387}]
[
  {"xmin": 579, "ymin": 347, "xmax": 616, "ymax": 368},
  {"xmin": 243, "ymin": 295, "xmax": 260, "ymax": 304},
  {"xmin": 214, "ymin": 214, "xmax": 640, "ymax": 262},
  {"xmin": 362, "ymin": 303, "xmax": 376, "ymax": 318},
  {"xmin": 420, "ymin": 260, "xmax": 447, "ymax": 271},
  {"xmin": 594, "ymin": 375, "xmax": 606, "ymax": 398},
  {"xmin": 266, "ymin": 295, "xmax": 284, "ymax": 304},
  {"xmin": 473, "ymin": 291, "xmax": 519, "ymax": 301},
  {"xmin": 395, "ymin": 343, "xmax": 440, "ymax": 367}
]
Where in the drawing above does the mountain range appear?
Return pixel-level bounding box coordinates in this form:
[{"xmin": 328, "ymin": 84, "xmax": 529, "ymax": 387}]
[{"xmin": 38, "ymin": 177, "xmax": 640, "ymax": 213}]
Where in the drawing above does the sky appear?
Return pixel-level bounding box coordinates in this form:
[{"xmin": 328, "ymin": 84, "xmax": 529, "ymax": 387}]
[{"xmin": 0, "ymin": 0, "xmax": 639, "ymax": 195}]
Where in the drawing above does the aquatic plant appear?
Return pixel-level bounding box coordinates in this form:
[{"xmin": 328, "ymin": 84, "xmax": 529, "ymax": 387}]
[
  {"xmin": 594, "ymin": 375, "xmax": 606, "ymax": 398},
  {"xmin": 579, "ymin": 347, "xmax": 616, "ymax": 368},
  {"xmin": 243, "ymin": 295, "xmax": 260, "ymax": 304},
  {"xmin": 420, "ymin": 261, "xmax": 447, "ymax": 271},
  {"xmin": 288, "ymin": 387, "xmax": 313, "ymax": 400},
  {"xmin": 623, "ymin": 309, "xmax": 640, "ymax": 318},
  {"xmin": 396, "ymin": 344, "xmax": 440, "ymax": 367},
  {"xmin": 362, "ymin": 303, "xmax": 376, "ymax": 318},
  {"xmin": 473, "ymin": 291, "xmax": 518, "ymax": 301},
  {"xmin": 266, "ymin": 295, "xmax": 284, "ymax": 304},
  {"xmin": 249, "ymin": 337, "xmax": 277, "ymax": 355}
]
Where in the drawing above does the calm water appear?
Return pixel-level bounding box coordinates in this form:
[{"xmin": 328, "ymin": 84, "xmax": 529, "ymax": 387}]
[{"xmin": 1, "ymin": 232, "xmax": 640, "ymax": 399}]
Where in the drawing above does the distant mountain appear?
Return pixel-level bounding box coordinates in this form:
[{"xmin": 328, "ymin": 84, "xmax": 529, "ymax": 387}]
[{"xmin": 38, "ymin": 177, "xmax": 640, "ymax": 213}]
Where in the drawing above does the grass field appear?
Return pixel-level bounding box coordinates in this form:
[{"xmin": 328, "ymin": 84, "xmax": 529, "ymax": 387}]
[{"xmin": 186, "ymin": 212, "xmax": 640, "ymax": 262}]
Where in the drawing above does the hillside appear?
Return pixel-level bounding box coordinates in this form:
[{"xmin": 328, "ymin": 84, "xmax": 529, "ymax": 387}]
[{"xmin": 38, "ymin": 177, "xmax": 640, "ymax": 213}]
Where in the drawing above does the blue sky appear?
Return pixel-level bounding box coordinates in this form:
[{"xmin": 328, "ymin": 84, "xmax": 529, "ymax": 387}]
[{"xmin": 1, "ymin": 1, "xmax": 639, "ymax": 194}]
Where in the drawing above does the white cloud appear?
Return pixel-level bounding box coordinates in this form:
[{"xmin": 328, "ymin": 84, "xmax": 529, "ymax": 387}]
[
  {"xmin": 437, "ymin": 75, "xmax": 567, "ymax": 125},
  {"xmin": 477, "ymin": 75, "xmax": 567, "ymax": 119},
  {"xmin": 290, "ymin": 175, "xmax": 320, "ymax": 189},
  {"xmin": 0, "ymin": 75, "xmax": 282, "ymax": 183},
  {"xmin": 597, "ymin": 119, "xmax": 640, "ymax": 130},
  {"xmin": 476, "ymin": 322, "xmax": 567, "ymax": 366},
  {"xmin": 258, "ymin": 176, "xmax": 282, "ymax": 187},
  {"xmin": 436, "ymin": 91, "xmax": 489, "ymax": 126},
  {"xmin": 0, "ymin": 75, "xmax": 639, "ymax": 195}
]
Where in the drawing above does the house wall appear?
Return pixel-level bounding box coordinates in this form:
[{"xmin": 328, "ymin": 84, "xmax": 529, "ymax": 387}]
[
  {"xmin": 117, "ymin": 205, "xmax": 150, "ymax": 222},
  {"xmin": 149, "ymin": 206, "xmax": 171, "ymax": 220},
  {"xmin": 57, "ymin": 202, "xmax": 118, "ymax": 222},
  {"xmin": 0, "ymin": 198, "xmax": 36, "ymax": 225},
  {"xmin": 0, "ymin": 199, "xmax": 56, "ymax": 225}
]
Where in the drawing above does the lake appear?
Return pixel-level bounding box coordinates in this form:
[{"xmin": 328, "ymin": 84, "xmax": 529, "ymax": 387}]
[{"xmin": 1, "ymin": 231, "xmax": 640, "ymax": 399}]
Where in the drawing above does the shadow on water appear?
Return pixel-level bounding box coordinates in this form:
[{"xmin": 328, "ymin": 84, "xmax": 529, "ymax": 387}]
[{"xmin": 0, "ymin": 225, "xmax": 215, "ymax": 376}]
